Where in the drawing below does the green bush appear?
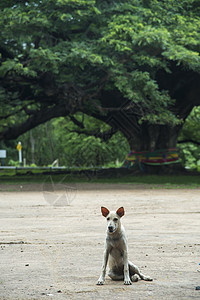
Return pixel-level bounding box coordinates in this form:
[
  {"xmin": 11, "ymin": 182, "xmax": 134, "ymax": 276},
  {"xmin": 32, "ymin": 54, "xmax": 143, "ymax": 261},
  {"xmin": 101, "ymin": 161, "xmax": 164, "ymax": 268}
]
[
  {"xmin": 8, "ymin": 159, "xmax": 20, "ymax": 167},
  {"xmin": 178, "ymin": 106, "xmax": 200, "ymax": 170},
  {"xmin": 178, "ymin": 144, "xmax": 200, "ymax": 169}
]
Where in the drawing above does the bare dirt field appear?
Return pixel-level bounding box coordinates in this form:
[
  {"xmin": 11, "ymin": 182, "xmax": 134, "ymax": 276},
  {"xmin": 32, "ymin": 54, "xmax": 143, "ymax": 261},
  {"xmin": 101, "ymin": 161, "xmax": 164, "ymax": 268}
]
[{"xmin": 0, "ymin": 183, "xmax": 200, "ymax": 300}]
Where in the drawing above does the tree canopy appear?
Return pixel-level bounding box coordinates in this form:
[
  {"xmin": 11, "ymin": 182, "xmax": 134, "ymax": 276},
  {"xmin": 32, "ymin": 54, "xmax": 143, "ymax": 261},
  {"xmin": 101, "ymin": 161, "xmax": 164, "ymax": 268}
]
[{"xmin": 1, "ymin": 0, "xmax": 200, "ymax": 153}]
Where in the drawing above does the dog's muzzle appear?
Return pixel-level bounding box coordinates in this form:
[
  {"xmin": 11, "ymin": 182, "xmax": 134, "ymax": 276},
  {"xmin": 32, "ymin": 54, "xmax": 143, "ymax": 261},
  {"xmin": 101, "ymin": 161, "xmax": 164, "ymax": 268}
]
[{"xmin": 108, "ymin": 226, "xmax": 114, "ymax": 233}]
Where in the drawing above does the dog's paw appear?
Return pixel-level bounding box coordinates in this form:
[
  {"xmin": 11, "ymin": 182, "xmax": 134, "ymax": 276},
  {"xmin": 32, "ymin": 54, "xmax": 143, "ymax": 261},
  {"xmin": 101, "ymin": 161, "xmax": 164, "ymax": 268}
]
[
  {"xmin": 96, "ymin": 280, "xmax": 104, "ymax": 285},
  {"xmin": 124, "ymin": 280, "xmax": 132, "ymax": 285},
  {"xmin": 143, "ymin": 276, "xmax": 153, "ymax": 281}
]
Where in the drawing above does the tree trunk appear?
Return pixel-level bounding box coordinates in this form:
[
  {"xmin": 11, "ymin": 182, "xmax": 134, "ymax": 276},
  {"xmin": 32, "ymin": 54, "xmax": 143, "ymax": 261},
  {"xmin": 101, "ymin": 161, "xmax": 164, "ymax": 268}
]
[
  {"xmin": 97, "ymin": 106, "xmax": 184, "ymax": 174},
  {"xmin": 126, "ymin": 124, "xmax": 182, "ymax": 151},
  {"xmin": 121, "ymin": 124, "xmax": 184, "ymax": 174}
]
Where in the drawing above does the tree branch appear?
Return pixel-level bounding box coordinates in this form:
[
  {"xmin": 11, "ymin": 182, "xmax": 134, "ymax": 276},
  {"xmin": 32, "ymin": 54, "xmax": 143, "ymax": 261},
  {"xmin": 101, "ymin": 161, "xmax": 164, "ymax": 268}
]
[
  {"xmin": 0, "ymin": 102, "xmax": 35, "ymax": 120},
  {"xmin": 69, "ymin": 115, "xmax": 85, "ymax": 129},
  {"xmin": 178, "ymin": 139, "xmax": 200, "ymax": 146},
  {"xmin": 0, "ymin": 103, "xmax": 71, "ymax": 141},
  {"xmin": 67, "ymin": 127, "xmax": 118, "ymax": 142}
]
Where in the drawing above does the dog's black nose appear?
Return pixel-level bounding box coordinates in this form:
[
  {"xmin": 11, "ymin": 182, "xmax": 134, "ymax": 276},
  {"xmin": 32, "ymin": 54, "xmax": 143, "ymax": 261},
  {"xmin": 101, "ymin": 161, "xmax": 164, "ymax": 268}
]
[{"xmin": 108, "ymin": 226, "xmax": 113, "ymax": 232}]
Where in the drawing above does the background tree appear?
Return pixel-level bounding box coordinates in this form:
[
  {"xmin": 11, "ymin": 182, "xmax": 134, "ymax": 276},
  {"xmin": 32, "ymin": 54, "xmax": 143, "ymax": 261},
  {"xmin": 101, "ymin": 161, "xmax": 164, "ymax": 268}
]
[
  {"xmin": 6, "ymin": 109, "xmax": 200, "ymax": 169},
  {"xmin": 7, "ymin": 114, "xmax": 129, "ymax": 167},
  {"xmin": 1, "ymin": 0, "xmax": 200, "ymax": 169}
]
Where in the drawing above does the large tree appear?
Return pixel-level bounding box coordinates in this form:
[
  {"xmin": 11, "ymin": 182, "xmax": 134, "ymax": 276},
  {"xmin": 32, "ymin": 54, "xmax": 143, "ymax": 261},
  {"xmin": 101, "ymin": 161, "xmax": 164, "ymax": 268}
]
[{"xmin": 1, "ymin": 0, "xmax": 200, "ymax": 159}]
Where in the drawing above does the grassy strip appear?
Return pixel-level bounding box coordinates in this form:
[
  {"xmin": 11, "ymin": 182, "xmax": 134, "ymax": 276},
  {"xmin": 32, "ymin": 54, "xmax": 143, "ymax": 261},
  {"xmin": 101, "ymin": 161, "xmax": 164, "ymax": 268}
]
[{"xmin": 0, "ymin": 171, "xmax": 199, "ymax": 189}]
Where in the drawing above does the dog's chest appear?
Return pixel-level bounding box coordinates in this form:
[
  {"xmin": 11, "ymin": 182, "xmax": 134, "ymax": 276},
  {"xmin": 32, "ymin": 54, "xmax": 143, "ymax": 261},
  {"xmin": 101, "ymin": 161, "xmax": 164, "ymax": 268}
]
[{"xmin": 107, "ymin": 237, "xmax": 125, "ymax": 254}]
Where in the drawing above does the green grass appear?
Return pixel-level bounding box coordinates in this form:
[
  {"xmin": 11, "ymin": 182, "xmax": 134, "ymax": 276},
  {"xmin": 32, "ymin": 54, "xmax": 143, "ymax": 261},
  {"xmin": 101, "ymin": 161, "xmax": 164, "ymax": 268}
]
[
  {"xmin": 91, "ymin": 174, "xmax": 200, "ymax": 188},
  {"xmin": 0, "ymin": 168, "xmax": 199, "ymax": 189}
]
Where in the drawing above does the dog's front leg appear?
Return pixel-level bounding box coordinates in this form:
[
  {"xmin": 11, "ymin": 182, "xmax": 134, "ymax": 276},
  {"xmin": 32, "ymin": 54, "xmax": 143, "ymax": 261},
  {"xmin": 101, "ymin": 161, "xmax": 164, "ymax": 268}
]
[
  {"xmin": 97, "ymin": 247, "xmax": 109, "ymax": 285},
  {"xmin": 123, "ymin": 250, "xmax": 132, "ymax": 285}
]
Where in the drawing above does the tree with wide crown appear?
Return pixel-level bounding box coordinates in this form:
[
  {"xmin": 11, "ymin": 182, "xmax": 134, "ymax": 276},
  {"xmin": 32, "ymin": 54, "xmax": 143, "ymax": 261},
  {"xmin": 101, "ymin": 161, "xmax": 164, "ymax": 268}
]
[{"xmin": 0, "ymin": 0, "xmax": 200, "ymax": 170}]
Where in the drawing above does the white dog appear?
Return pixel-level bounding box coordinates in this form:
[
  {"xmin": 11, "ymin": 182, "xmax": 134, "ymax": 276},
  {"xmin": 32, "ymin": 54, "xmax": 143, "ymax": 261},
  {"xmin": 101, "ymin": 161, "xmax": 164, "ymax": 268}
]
[{"xmin": 97, "ymin": 206, "xmax": 153, "ymax": 285}]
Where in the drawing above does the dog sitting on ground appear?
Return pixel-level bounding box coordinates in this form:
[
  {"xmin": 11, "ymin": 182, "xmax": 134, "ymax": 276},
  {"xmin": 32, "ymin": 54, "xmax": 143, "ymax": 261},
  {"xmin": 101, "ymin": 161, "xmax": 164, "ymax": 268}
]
[{"xmin": 97, "ymin": 206, "xmax": 153, "ymax": 285}]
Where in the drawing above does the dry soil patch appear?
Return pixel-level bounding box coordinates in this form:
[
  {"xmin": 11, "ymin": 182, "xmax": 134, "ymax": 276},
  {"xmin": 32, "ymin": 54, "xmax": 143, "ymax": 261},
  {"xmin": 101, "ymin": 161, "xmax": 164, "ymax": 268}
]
[{"xmin": 0, "ymin": 185, "xmax": 200, "ymax": 299}]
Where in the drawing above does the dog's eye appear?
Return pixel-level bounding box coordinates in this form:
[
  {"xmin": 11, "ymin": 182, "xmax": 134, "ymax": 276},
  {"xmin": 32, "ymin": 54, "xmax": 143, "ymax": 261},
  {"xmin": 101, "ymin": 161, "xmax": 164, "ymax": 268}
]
[
  {"xmin": 113, "ymin": 218, "xmax": 118, "ymax": 222},
  {"xmin": 107, "ymin": 217, "xmax": 110, "ymax": 221}
]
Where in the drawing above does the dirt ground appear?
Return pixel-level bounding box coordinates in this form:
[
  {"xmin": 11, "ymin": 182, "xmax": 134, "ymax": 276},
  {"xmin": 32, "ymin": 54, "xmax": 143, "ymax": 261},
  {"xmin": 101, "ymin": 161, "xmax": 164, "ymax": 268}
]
[{"xmin": 0, "ymin": 183, "xmax": 200, "ymax": 300}]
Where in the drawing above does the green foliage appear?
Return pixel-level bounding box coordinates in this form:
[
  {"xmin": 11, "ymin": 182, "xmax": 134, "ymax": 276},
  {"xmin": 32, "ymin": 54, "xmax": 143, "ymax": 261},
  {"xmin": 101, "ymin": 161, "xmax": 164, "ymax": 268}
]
[
  {"xmin": 178, "ymin": 143, "xmax": 199, "ymax": 170},
  {"xmin": 1, "ymin": 0, "xmax": 200, "ymax": 165},
  {"xmin": 1, "ymin": 0, "xmax": 200, "ymax": 128},
  {"xmin": 180, "ymin": 106, "xmax": 200, "ymax": 140},
  {"xmin": 15, "ymin": 114, "xmax": 129, "ymax": 167},
  {"xmin": 0, "ymin": 59, "xmax": 37, "ymax": 78},
  {"xmin": 0, "ymin": 139, "xmax": 18, "ymax": 166},
  {"xmin": 8, "ymin": 159, "xmax": 20, "ymax": 167},
  {"xmin": 162, "ymin": 45, "xmax": 200, "ymax": 71},
  {"xmin": 178, "ymin": 106, "xmax": 200, "ymax": 169},
  {"xmin": 51, "ymin": 115, "xmax": 129, "ymax": 167},
  {"xmin": 18, "ymin": 123, "xmax": 56, "ymax": 166}
]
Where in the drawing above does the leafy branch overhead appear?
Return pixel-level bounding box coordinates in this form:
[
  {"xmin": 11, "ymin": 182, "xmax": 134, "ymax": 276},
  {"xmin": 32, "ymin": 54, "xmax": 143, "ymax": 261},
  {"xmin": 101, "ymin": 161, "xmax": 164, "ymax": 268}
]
[
  {"xmin": 0, "ymin": 0, "xmax": 200, "ymax": 151},
  {"xmin": 68, "ymin": 115, "xmax": 117, "ymax": 142}
]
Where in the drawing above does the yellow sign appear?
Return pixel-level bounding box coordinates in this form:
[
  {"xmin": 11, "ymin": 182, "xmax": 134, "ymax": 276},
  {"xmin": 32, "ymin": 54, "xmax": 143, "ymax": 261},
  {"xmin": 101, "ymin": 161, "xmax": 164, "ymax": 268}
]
[{"xmin": 17, "ymin": 143, "xmax": 22, "ymax": 152}]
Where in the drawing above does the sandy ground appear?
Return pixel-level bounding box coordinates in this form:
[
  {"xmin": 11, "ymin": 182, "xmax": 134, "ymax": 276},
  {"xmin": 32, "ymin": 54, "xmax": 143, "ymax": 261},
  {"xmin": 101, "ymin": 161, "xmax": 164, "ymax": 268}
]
[{"xmin": 0, "ymin": 183, "xmax": 200, "ymax": 300}]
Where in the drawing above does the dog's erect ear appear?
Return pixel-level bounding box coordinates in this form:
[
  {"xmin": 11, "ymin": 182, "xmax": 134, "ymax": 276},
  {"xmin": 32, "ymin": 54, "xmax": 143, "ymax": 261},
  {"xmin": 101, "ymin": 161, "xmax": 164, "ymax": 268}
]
[
  {"xmin": 116, "ymin": 207, "xmax": 125, "ymax": 218},
  {"xmin": 101, "ymin": 207, "xmax": 110, "ymax": 217}
]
